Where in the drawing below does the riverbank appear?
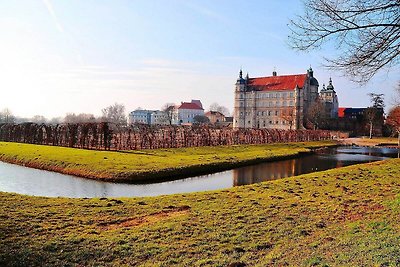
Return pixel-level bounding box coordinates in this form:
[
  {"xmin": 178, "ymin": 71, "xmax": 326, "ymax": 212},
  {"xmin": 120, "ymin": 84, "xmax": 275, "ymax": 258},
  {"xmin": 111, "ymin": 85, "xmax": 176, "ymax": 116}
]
[
  {"xmin": 339, "ymin": 137, "xmax": 399, "ymax": 147},
  {"xmin": 0, "ymin": 141, "xmax": 336, "ymax": 183},
  {"xmin": 1, "ymin": 158, "xmax": 399, "ymax": 266}
]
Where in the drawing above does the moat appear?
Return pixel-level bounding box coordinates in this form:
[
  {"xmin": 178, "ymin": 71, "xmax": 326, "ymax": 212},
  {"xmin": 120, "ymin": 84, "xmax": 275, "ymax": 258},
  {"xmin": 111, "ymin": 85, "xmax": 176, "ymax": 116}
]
[{"xmin": 0, "ymin": 146, "xmax": 397, "ymax": 198}]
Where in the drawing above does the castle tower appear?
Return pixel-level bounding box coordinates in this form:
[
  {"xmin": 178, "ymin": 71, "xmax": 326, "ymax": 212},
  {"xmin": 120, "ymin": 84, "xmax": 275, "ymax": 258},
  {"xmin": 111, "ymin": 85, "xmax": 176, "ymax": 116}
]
[
  {"xmin": 233, "ymin": 69, "xmax": 247, "ymax": 128},
  {"xmin": 320, "ymin": 78, "xmax": 339, "ymax": 118}
]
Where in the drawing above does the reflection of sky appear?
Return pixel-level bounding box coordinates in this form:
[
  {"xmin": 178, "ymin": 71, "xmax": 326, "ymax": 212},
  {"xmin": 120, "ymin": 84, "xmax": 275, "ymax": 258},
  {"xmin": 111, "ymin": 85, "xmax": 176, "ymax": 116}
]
[
  {"xmin": 0, "ymin": 161, "xmax": 233, "ymax": 198},
  {"xmin": 0, "ymin": 146, "xmax": 396, "ymax": 198}
]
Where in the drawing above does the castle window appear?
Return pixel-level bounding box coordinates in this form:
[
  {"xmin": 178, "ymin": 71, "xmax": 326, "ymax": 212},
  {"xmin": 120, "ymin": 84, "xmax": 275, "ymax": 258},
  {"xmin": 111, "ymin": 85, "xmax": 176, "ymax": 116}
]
[
  {"xmin": 282, "ymin": 92, "xmax": 287, "ymax": 98},
  {"xmin": 268, "ymin": 111, "xmax": 271, "ymax": 116},
  {"xmin": 276, "ymin": 101, "xmax": 280, "ymax": 107},
  {"xmin": 289, "ymin": 101, "xmax": 294, "ymax": 106},
  {"xmin": 290, "ymin": 92, "xmax": 294, "ymax": 98},
  {"xmin": 276, "ymin": 121, "xmax": 279, "ymax": 124},
  {"xmin": 283, "ymin": 101, "xmax": 287, "ymax": 106},
  {"xmin": 275, "ymin": 111, "xmax": 279, "ymax": 116}
]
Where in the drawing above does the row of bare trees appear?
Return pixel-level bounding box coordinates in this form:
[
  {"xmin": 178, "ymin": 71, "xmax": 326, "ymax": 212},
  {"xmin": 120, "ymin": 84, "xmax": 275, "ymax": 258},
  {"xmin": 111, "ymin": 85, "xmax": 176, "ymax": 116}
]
[{"xmin": 0, "ymin": 123, "xmax": 331, "ymax": 150}]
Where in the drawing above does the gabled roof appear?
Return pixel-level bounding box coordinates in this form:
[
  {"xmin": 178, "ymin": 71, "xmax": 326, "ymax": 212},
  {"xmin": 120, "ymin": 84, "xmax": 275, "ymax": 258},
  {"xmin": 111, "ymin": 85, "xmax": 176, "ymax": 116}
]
[
  {"xmin": 178, "ymin": 102, "xmax": 204, "ymax": 110},
  {"xmin": 205, "ymin": 111, "xmax": 225, "ymax": 116},
  {"xmin": 247, "ymin": 74, "xmax": 308, "ymax": 91}
]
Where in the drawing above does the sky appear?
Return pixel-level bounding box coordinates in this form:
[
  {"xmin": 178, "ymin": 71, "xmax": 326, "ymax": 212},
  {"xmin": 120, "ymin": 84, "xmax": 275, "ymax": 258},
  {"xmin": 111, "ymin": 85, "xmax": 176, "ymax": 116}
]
[{"xmin": 0, "ymin": 0, "xmax": 398, "ymax": 119}]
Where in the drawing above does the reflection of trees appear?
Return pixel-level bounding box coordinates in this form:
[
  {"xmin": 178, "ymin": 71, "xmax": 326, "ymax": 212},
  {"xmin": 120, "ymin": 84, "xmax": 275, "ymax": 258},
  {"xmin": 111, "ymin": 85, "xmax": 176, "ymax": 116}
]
[
  {"xmin": 233, "ymin": 160, "xmax": 297, "ymax": 186},
  {"xmin": 0, "ymin": 123, "xmax": 331, "ymax": 150}
]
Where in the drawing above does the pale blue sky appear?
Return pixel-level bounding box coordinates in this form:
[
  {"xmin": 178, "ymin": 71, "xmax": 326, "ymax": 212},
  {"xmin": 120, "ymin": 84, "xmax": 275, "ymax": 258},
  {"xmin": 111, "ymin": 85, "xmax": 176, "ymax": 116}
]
[{"xmin": 0, "ymin": 0, "xmax": 398, "ymax": 118}]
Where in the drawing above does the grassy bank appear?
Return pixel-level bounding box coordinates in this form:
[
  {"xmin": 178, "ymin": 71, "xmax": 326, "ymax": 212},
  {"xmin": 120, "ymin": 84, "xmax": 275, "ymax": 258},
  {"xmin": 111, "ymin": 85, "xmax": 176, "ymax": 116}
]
[
  {"xmin": 1, "ymin": 158, "xmax": 399, "ymax": 266},
  {"xmin": 339, "ymin": 137, "xmax": 399, "ymax": 147},
  {"xmin": 0, "ymin": 141, "xmax": 336, "ymax": 182}
]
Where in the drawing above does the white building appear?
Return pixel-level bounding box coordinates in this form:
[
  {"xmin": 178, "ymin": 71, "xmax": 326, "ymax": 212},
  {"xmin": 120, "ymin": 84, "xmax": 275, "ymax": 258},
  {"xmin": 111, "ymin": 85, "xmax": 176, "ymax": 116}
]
[
  {"xmin": 173, "ymin": 100, "xmax": 204, "ymax": 125},
  {"xmin": 128, "ymin": 110, "xmax": 168, "ymax": 125}
]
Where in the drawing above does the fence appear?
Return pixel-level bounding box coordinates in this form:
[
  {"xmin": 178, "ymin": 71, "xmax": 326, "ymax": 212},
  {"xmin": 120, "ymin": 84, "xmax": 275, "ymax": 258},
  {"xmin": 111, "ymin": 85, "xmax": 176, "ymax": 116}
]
[{"xmin": 0, "ymin": 122, "xmax": 332, "ymax": 150}]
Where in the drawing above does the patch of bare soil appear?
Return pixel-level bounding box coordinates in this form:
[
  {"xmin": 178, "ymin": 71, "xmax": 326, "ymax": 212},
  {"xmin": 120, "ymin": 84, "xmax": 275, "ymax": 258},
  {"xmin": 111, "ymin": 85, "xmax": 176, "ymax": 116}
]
[{"xmin": 98, "ymin": 206, "xmax": 191, "ymax": 230}]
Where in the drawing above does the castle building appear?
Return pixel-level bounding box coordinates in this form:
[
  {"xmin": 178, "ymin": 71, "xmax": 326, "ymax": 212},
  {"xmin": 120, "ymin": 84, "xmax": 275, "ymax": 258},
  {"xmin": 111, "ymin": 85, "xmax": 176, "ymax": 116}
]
[
  {"xmin": 233, "ymin": 68, "xmax": 320, "ymax": 129},
  {"xmin": 320, "ymin": 78, "xmax": 339, "ymax": 118}
]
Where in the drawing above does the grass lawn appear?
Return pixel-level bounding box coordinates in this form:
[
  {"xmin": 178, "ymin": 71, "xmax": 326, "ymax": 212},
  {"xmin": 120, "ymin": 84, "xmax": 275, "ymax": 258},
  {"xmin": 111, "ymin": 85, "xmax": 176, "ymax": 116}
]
[
  {"xmin": 0, "ymin": 158, "xmax": 399, "ymax": 266},
  {"xmin": 0, "ymin": 141, "xmax": 336, "ymax": 182}
]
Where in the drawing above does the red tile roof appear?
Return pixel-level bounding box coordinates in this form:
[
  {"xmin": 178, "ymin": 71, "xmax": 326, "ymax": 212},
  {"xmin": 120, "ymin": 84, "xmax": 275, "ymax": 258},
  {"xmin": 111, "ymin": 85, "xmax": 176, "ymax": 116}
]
[
  {"xmin": 338, "ymin": 107, "xmax": 347, "ymax": 118},
  {"xmin": 178, "ymin": 102, "xmax": 204, "ymax": 110},
  {"xmin": 247, "ymin": 74, "xmax": 307, "ymax": 91}
]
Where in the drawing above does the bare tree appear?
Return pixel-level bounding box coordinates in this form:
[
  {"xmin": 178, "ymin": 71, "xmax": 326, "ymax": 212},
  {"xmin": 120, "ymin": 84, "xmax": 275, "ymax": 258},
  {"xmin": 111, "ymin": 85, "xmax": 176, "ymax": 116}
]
[
  {"xmin": 386, "ymin": 106, "xmax": 400, "ymax": 147},
  {"xmin": 64, "ymin": 113, "xmax": 96, "ymax": 123},
  {"xmin": 161, "ymin": 103, "xmax": 176, "ymax": 125},
  {"xmin": 31, "ymin": 115, "xmax": 47, "ymax": 124},
  {"xmin": 49, "ymin": 117, "xmax": 62, "ymax": 124},
  {"xmin": 280, "ymin": 107, "xmax": 296, "ymax": 130},
  {"xmin": 101, "ymin": 103, "xmax": 127, "ymax": 125},
  {"xmin": 209, "ymin": 103, "xmax": 231, "ymax": 116},
  {"xmin": 306, "ymin": 98, "xmax": 327, "ymax": 130},
  {"xmin": 0, "ymin": 108, "xmax": 15, "ymax": 123},
  {"xmin": 289, "ymin": 0, "xmax": 400, "ymax": 83},
  {"xmin": 365, "ymin": 93, "xmax": 385, "ymax": 138},
  {"xmin": 393, "ymin": 81, "xmax": 400, "ymax": 105}
]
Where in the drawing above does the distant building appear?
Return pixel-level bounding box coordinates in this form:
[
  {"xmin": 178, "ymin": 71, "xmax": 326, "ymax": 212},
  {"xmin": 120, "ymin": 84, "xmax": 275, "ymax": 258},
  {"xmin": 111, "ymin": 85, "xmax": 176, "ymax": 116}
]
[
  {"xmin": 173, "ymin": 100, "xmax": 204, "ymax": 125},
  {"xmin": 320, "ymin": 78, "xmax": 339, "ymax": 118},
  {"xmin": 335, "ymin": 107, "xmax": 384, "ymax": 136},
  {"xmin": 338, "ymin": 107, "xmax": 367, "ymax": 119},
  {"xmin": 233, "ymin": 68, "xmax": 340, "ymax": 129},
  {"xmin": 128, "ymin": 110, "xmax": 168, "ymax": 125},
  {"xmin": 233, "ymin": 68, "xmax": 319, "ymax": 129},
  {"xmin": 205, "ymin": 111, "xmax": 226, "ymax": 124}
]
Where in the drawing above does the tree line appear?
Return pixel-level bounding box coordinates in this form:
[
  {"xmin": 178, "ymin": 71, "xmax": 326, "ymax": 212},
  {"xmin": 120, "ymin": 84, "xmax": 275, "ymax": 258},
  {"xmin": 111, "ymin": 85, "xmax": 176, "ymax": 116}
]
[{"xmin": 0, "ymin": 123, "xmax": 331, "ymax": 150}]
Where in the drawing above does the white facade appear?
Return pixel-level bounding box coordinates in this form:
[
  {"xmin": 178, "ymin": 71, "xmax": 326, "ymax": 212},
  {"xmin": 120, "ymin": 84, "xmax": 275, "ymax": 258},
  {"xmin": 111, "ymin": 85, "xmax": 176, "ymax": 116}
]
[
  {"xmin": 129, "ymin": 110, "xmax": 168, "ymax": 125},
  {"xmin": 172, "ymin": 100, "xmax": 204, "ymax": 125}
]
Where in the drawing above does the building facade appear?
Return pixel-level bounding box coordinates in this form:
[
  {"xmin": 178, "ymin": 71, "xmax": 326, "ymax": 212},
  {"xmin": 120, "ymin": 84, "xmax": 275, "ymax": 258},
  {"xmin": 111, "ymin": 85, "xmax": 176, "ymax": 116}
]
[
  {"xmin": 128, "ymin": 110, "xmax": 168, "ymax": 125},
  {"xmin": 233, "ymin": 68, "xmax": 320, "ymax": 129},
  {"xmin": 172, "ymin": 100, "xmax": 204, "ymax": 125},
  {"xmin": 205, "ymin": 111, "xmax": 226, "ymax": 124}
]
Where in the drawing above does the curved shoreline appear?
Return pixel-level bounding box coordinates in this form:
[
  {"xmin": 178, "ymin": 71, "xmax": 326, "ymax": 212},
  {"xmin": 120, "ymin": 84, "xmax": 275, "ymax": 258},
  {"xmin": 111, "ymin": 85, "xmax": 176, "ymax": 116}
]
[{"xmin": 0, "ymin": 141, "xmax": 337, "ymax": 183}]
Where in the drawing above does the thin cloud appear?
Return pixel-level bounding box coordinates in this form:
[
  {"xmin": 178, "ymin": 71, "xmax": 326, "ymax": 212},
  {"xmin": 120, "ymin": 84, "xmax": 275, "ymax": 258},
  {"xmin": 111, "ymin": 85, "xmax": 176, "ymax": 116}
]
[
  {"xmin": 180, "ymin": 1, "xmax": 231, "ymax": 25},
  {"xmin": 42, "ymin": 0, "xmax": 64, "ymax": 33}
]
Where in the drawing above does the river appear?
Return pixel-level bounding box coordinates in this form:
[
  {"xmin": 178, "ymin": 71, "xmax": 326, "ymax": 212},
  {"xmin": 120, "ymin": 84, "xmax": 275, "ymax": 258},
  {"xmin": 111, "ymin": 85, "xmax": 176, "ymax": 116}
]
[{"xmin": 0, "ymin": 146, "xmax": 397, "ymax": 198}]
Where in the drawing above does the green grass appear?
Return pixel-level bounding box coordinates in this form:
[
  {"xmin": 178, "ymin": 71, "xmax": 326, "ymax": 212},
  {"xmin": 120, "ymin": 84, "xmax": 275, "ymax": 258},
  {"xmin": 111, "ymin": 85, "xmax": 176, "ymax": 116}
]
[
  {"xmin": 0, "ymin": 141, "xmax": 336, "ymax": 182},
  {"xmin": 1, "ymin": 158, "xmax": 400, "ymax": 266}
]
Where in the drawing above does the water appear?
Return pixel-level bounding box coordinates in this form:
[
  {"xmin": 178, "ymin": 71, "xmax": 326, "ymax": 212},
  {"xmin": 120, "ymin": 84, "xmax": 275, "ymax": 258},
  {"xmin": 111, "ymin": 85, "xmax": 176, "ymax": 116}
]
[{"xmin": 0, "ymin": 146, "xmax": 397, "ymax": 198}]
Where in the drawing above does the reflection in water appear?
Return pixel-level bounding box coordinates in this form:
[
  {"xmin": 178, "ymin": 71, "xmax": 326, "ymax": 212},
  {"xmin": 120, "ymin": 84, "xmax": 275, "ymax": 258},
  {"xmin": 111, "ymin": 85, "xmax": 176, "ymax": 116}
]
[
  {"xmin": 0, "ymin": 146, "xmax": 397, "ymax": 198},
  {"xmin": 232, "ymin": 149, "xmax": 389, "ymax": 186}
]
